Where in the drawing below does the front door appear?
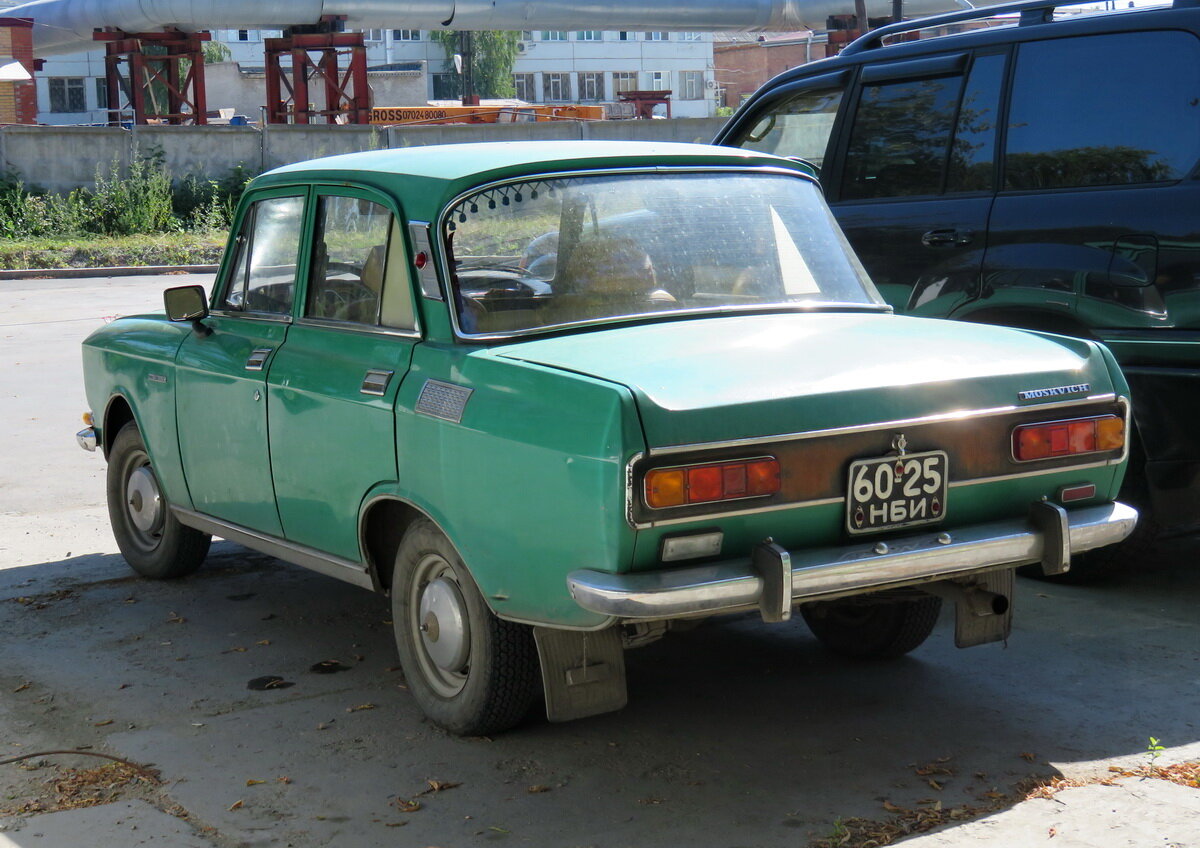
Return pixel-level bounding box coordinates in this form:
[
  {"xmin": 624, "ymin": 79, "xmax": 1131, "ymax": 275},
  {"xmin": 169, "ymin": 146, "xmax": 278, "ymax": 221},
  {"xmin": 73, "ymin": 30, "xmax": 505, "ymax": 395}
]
[
  {"xmin": 175, "ymin": 190, "xmax": 309, "ymax": 536},
  {"xmin": 267, "ymin": 190, "xmax": 420, "ymax": 562}
]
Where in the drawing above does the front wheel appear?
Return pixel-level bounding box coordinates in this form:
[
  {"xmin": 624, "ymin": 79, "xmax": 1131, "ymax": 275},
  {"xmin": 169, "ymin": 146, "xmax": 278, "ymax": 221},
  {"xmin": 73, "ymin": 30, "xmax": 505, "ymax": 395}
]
[
  {"xmin": 801, "ymin": 595, "xmax": 942, "ymax": 659},
  {"xmin": 391, "ymin": 519, "xmax": 539, "ymax": 736},
  {"xmin": 106, "ymin": 421, "xmax": 210, "ymax": 579}
]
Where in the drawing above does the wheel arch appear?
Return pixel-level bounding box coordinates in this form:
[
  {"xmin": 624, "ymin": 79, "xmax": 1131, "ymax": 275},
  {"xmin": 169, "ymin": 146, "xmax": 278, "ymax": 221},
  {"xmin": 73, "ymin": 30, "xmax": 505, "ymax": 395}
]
[
  {"xmin": 102, "ymin": 393, "xmax": 137, "ymax": 460},
  {"xmin": 359, "ymin": 495, "xmax": 431, "ymax": 594}
]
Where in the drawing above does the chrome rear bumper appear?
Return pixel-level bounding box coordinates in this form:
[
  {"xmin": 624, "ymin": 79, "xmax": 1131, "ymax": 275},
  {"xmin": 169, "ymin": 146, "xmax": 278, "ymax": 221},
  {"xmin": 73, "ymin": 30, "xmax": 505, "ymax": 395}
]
[{"xmin": 567, "ymin": 501, "xmax": 1137, "ymax": 621}]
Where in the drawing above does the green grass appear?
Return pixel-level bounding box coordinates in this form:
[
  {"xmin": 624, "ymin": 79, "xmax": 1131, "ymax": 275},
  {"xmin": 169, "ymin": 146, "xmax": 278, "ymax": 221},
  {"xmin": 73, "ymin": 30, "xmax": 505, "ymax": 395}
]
[{"xmin": 0, "ymin": 232, "xmax": 227, "ymax": 270}]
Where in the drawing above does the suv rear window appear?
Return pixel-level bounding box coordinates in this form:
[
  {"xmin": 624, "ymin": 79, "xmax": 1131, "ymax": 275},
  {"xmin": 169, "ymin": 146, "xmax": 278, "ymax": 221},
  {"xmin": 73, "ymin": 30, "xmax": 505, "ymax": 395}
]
[{"xmin": 1005, "ymin": 31, "xmax": 1200, "ymax": 190}]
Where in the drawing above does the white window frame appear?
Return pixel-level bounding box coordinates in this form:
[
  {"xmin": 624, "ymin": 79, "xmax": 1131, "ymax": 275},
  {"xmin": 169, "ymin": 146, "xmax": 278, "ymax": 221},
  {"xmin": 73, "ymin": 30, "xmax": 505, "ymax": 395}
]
[{"xmin": 542, "ymin": 72, "xmax": 570, "ymax": 101}]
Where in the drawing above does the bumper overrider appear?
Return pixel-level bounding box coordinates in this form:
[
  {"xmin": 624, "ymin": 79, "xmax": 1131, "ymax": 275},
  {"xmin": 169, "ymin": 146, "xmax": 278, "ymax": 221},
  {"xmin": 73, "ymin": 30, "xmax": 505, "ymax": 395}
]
[{"xmin": 567, "ymin": 501, "xmax": 1137, "ymax": 623}]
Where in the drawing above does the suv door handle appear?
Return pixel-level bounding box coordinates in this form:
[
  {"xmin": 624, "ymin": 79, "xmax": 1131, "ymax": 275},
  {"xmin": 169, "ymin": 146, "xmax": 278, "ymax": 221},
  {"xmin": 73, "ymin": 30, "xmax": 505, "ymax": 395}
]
[
  {"xmin": 244, "ymin": 348, "xmax": 273, "ymax": 371},
  {"xmin": 922, "ymin": 228, "xmax": 974, "ymax": 247}
]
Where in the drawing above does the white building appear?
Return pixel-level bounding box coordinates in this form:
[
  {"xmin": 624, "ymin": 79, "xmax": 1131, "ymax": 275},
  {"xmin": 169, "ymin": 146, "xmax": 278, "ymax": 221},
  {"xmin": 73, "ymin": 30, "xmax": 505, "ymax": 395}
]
[{"xmin": 33, "ymin": 28, "xmax": 718, "ymax": 124}]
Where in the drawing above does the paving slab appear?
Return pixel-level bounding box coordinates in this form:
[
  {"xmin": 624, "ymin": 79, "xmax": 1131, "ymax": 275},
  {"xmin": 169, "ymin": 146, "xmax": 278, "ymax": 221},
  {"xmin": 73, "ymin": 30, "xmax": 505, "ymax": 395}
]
[
  {"xmin": 900, "ymin": 779, "xmax": 1200, "ymax": 848},
  {"xmin": 0, "ymin": 800, "xmax": 216, "ymax": 848}
]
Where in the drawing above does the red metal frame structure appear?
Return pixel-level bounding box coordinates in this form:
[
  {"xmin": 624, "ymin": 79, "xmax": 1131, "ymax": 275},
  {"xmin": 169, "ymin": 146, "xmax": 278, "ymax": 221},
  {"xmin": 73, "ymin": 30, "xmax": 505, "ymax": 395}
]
[
  {"xmin": 96, "ymin": 29, "xmax": 209, "ymax": 125},
  {"xmin": 264, "ymin": 27, "xmax": 370, "ymax": 124},
  {"xmin": 617, "ymin": 90, "xmax": 673, "ymax": 120}
]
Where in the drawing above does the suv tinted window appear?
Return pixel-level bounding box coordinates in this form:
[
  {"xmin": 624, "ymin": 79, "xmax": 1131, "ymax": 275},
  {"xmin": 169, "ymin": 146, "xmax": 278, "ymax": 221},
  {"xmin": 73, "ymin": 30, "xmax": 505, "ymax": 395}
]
[
  {"xmin": 842, "ymin": 74, "xmax": 963, "ymax": 200},
  {"xmin": 737, "ymin": 87, "xmax": 844, "ymax": 168},
  {"xmin": 946, "ymin": 53, "xmax": 1005, "ymax": 193},
  {"xmin": 1005, "ymin": 31, "xmax": 1200, "ymax": 190}
]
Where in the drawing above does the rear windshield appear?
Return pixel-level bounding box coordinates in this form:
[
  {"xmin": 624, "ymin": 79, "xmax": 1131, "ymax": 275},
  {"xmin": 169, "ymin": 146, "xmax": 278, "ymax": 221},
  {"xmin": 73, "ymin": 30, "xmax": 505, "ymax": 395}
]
[{"xmin": 443, "ymin": 171, "xmax": 883, "ymax": 335}]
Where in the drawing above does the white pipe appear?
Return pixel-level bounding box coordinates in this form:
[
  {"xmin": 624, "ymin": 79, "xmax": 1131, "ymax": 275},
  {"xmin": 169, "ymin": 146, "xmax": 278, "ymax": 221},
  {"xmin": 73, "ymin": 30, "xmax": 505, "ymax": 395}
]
[{"xmin": 6, "ymin": 0, "xmax": 1001, "ymax": 56}]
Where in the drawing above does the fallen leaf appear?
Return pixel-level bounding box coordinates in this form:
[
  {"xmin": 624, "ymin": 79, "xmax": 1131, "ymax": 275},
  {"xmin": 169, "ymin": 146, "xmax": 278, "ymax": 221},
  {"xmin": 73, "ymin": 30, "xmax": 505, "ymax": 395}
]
[
  {"xmin": 346, "ymin": 703, "xmax": 377, "ymax": 712},
  {"xmin": 384, "ymin": 822, "xmax": 407, "ymax": 827},
  {"xmin": 92, "ymin": 719, "xmax": 113, "ymax": 727},
  {"xmin": 223, "ymin": 647, "xmax": 248, "ymax": 654},
  {"xmin": 228, "ymin": 800, "xmax": 244, "ymax": 811},
  {"xmin": 527, "ymin": 784, "xmax": 551, "ymax": 794},
  {"xmin": 1049, "ymin": 826, "xmax": 1058, "ymax": 838},
  {"xmin": 277, "ymin": 776, "xmax": 293, "ymax": 784},
  {"xmin": 927, "ymin": 778, "xmax": 944, "ymax": 791},
  {"xmin": 1020, "ymin": 752, "xmax": 1037, "ymax": 763},
  {"xmin": 882, "ymin": 800, "xmax": 905, "ymax": 813},
  {"xmin": 246, "ymin": 779, "xmax": 265, "ymax": 786},
  {"xmin": 489, "ymin": 826, "xmax": 510, "ymax": 833},
  {"xmin": 12, "ymin": 682, "xmax": 30, "ymax": 693},
  {"xmin": 394, "ymin": 798, "xmax": 421, "ymax": 812},
  {"xmin": 166, "ymin": 613, "xmax": 186, "ymax": 624},
  {"xmin": 425, "ymin": 779, "xmax": 462, "ymax": 793},
  {"xmin": 256, "ymin": 640, "xmax": 271, "ymax": 646}
]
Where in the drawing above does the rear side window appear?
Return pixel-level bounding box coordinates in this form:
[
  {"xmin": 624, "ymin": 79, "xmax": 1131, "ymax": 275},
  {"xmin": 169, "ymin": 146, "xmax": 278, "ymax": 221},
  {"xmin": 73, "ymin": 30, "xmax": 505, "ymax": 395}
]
[
  {"xmin": 841, "ymin": 74, "xmax": 963, "ymax": 200},
  {"xmin": 736, "ymin": 87, "xmax": 844, "ymax": 169},
  {"xmin": 1005, "ymin": 31, "xmax": 1200, "ymax": 190}
]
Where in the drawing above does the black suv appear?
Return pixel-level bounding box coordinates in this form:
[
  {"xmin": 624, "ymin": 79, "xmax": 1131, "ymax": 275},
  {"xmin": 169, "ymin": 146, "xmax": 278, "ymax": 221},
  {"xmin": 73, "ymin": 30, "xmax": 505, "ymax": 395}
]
[{"xmin": 715, "ymin": 0, "xmax": 1200, "ymax": 562}]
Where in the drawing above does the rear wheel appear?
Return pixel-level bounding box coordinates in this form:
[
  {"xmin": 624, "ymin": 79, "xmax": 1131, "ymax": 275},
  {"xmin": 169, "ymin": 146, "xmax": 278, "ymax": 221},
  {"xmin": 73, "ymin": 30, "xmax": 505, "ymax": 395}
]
[
  {"xmin": 106, "ymin": 421, "xmax": 210, "ymax": 579},
  {"xmin": 391, "ymin": 519, "xmax": 539, "ymax": 736},
  {"xmin": 801, "ymin": 595, "xmax": 942, "ymax": 659}
]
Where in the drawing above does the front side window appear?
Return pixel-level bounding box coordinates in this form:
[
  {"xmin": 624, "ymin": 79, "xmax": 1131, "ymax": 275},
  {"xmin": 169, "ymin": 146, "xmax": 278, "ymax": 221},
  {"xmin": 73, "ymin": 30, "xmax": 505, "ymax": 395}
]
[
  {"xmin": 1005, "ymin": 32, "xmax": 1200, "ymax": 190},
  {"xmin": 735, "ymin": 87, "xmax": 844, "ymax": 169},
  {"xmin": 222, "ymin": 196, "xmax": 305, "ymax": 315},
  {"xmin": 445, "ymin": 172, "xmax": 881, "ymax": 335},
  {"xmin": 842, "ymin": 74, "xmax": 964, "ymax": 200}
]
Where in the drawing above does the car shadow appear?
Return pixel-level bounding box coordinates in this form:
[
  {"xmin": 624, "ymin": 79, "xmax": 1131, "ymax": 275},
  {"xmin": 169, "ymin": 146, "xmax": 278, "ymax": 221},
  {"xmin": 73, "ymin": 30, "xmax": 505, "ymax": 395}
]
[{"xmin": 0, "ymin": 540, "xmax": 1195, "ymax": 847}]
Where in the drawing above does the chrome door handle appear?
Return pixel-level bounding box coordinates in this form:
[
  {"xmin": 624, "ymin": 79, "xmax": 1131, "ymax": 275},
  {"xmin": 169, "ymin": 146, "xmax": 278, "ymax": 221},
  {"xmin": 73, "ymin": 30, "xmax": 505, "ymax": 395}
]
[
  {"xmin": 922, "ymin": 228, "xmax": 974, "ymax": 247},
  {"xmin": 361, "ymin": 369, "xmax": 394, "ymax": 396},
  {"xmin": 245, "ymin": 348, "xmax": 273, "ymax": 371}
]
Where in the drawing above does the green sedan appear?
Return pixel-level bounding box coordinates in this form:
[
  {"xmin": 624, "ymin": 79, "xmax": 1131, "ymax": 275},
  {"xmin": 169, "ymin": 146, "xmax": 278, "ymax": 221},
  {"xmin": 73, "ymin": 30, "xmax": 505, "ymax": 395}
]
[{"xmin": 78, "ymin": 141, "xmax": 1136, "ymax": 735}]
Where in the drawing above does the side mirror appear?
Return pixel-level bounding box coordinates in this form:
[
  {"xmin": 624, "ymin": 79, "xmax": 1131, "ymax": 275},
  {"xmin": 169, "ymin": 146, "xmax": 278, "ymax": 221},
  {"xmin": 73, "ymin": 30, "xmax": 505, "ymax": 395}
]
[{"xmin": 164, "ymin": 285, "xmax": 211, "ymax": 335}]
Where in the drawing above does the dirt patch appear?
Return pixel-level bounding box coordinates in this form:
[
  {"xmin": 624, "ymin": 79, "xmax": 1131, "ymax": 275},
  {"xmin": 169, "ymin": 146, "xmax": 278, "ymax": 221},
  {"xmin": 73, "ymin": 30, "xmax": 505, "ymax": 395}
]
[{"xmin": 0, "ymin": 759, "xmax": 158, "ymax": 817}]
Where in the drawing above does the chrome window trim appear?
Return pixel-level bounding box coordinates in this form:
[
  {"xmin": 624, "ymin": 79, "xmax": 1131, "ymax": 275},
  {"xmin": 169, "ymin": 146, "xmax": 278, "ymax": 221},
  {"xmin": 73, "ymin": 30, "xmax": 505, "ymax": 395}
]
[
  {"xmin": 624, "ymin": 396, "xmax": 1129, "ymax": 530},
  {"xmin": 294, "ymin": 316, "xmax": 422, "ymax": 340},
  {"xmin": 207, "ymin": 308, "xmax": 293, "ymax": 324},
  {"xmin": 647, "ymin": 393, "xmax": 1121, "ymax": 457},
  {"xmin": 436, "ymin": 165, "xmax": 886, "ymax": 343}
]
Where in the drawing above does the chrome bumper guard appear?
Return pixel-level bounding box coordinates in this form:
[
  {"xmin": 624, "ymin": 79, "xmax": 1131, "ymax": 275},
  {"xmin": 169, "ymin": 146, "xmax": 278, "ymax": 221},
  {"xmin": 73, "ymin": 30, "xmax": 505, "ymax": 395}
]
[
  {"xmin": 76, "ymin": 427, "xmax": 97, "ymax": 452},
  {"xmin": 567, "ymin": 501, "xmax": 1137, "ymax": 621}
]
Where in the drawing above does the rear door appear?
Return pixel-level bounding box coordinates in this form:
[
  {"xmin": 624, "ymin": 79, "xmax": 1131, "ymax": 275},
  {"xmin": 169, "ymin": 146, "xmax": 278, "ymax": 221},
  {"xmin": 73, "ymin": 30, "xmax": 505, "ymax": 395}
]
[
  {"xmin": 829, "ymin": 51, "xmax": 1005, "ymax": 316},
  {"xmin": 266, "ymin": 188, "xmax": 420, "ymax": 562}
]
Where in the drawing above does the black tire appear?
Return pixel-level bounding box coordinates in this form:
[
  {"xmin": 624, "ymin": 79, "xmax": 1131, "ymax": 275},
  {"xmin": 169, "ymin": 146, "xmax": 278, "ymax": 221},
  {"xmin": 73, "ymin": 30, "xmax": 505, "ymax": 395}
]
[
  {"xmin": 106, "ymin": 421, "xmax": 211, "ymax": 579},
  {"xmin": 391, "ymin": 518, "xmax": 539, "ymax": 736},
  {"xmin": 801, "ymin": 595, "xmax": 942, "ymax": 659}
]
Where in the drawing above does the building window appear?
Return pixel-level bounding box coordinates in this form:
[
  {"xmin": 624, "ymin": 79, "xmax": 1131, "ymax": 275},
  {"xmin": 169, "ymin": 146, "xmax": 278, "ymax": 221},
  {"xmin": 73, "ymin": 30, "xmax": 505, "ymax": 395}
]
[
  {"xmin": 646, "ymin": 71, "xmax": 669, "ymax": 90},
  {"xmin": 362, "ymin": 29, "xmax": 384, "ymax": 42},
  {"xmin": 680, "ymin": 32, "xmax": 704, "ymax": 42},
  {"xmin": 48, "ymin": 78, "xmax": 86, "ymax": 113},
  {"xmin": 392, "ymin": 29, "xmax": 421, "ymax": 41},
  {"xmin": 431, "ymin": 73, "xmax": 458, "ymax": 100},
  {"xmin": 681, "ymin": 71, "xmax": 704, "ymax": 100},
  {"xmin": 543, "ymin": 72, "xmax": 570, "ymax": 101},
  {"xmin": 520, "ymin": 31, "xmax": 534, "ymax": 40},
  {"xmin": 618, "ymin": 32, "xmax": 633, "ymax": 41},
  {"xmin": 513, "ymin": 73, "xmax": 537, "ymax": 102},
  {"xmin": 541, "ymin": 31, "xmax": 567, "ymax": 41},
  {"xmin": 576, "ymin": 31, "xmax": 601, "ymax": 41},
  {"xmin": 236, "ymin": 30, "xmax": 261, "ymax": 42},
  {"xmin": 645, "ymin": 32, "xmax": 668, "ymax": 41},
  {"xmin": 612, "ymin": 72, "xmax": 638, "ymax": 94},
  {"xmin": 95, "ymin": 78, "xmax": 109, "ymax": 110},
  {"xmin": 577, "ymin": 72, "xmax": 603, "ymax": 101}
]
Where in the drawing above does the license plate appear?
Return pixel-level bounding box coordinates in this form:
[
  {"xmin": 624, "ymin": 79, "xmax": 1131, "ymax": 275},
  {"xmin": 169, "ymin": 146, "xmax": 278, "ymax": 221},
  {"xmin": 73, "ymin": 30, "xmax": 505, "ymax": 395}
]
[{"xmin": 846, "ymin": 451, "xmax": 948, "ymax": 535}]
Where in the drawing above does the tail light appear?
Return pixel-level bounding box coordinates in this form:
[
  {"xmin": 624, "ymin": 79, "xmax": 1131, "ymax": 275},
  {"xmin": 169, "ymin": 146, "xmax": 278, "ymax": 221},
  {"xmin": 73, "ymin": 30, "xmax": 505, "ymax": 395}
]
[
  {"xmin": 645, "ymin": 457, "xmax": 781, "ymax": 509},
  {"xmin": 1012, "ymin": 415, "xmax": 1124, "ymax": 462}
]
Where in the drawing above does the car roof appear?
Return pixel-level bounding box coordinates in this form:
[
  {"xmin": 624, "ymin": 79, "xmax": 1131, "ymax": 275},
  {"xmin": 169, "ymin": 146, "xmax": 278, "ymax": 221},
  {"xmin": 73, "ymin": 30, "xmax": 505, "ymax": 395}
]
[
  {"xmin": 262, "ymin": 140, "xmax": 800, "ymax": 183},
  {"xmin": 254, "ymin": 140, "xmax": 815, "ymax": 220}
]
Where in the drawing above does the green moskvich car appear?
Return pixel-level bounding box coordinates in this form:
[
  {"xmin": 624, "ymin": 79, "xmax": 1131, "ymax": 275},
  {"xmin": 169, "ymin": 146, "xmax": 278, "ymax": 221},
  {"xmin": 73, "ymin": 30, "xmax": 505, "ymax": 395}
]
[{"xmin": 78, "ymin": 141, "xmax": 1137, "ymax": 735}]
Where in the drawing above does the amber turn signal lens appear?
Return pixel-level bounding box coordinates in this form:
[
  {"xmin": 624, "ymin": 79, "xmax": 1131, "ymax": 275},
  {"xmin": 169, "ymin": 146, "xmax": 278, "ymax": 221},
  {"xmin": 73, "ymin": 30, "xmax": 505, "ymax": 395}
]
[
  {"xmin": 645, "ymin": 458, "xmax": 781, "ymax": 509},
  {"xmin": 1012, "ymin": 415, "xmax": 1124, "ymax": 461}
]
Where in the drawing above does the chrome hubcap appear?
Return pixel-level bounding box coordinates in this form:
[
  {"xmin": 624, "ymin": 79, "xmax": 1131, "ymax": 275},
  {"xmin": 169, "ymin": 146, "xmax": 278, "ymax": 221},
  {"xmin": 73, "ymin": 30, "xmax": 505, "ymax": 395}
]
[
  {"xmin": 419, "ymin": 575, "xmax": 471, "ymax": 674},
  {"xmin": 409, "ymin": 554, "xmax": 471, "ymax": 698},
  {"xmin": 126, "ymin": 465, "xmax": 163, "ymax": 535}
]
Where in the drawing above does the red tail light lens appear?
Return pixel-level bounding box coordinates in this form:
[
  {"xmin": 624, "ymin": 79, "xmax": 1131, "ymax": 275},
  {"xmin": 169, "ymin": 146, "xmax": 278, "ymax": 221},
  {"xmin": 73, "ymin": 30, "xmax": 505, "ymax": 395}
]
[
  {"xmin": 645, "ymin": 458, "xmax": 781, "ymax": 509},
  {"xmin": 1012, "ymin": 415, "xmax": 1124, "ymax": 462}
]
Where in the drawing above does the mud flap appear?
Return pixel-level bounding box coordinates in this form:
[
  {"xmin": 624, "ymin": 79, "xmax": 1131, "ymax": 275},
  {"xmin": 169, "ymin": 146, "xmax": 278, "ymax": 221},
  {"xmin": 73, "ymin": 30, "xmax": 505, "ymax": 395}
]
[
  {"xmin": 533, "ymin": 626, "xmax": 627, "ymax": 723},
  {"xmin": 953, "ymin": 569, "xmax": 1014, "ymax": 648}
]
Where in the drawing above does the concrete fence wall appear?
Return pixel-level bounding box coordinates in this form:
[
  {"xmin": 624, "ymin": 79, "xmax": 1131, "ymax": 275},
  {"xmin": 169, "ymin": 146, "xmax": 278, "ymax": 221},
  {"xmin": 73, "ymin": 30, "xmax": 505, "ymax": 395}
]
[{"xmin": 0, "ymin": 119, "xmax": 726, "ymax": 192}]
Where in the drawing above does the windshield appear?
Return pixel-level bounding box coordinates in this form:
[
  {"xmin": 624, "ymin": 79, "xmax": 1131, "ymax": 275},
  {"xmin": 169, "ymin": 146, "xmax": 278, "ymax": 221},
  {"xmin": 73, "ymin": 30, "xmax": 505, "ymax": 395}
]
[{"xmin": 444, "ymin": 171, "xmax": 883, "ymax": 335}]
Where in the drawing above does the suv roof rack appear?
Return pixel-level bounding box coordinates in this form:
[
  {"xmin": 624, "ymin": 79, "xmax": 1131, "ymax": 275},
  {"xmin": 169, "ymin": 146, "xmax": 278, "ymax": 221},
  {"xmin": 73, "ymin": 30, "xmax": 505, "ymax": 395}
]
[{"xmin": 840, "ymin": 0, "xmax": 1187, "ymax": 56}]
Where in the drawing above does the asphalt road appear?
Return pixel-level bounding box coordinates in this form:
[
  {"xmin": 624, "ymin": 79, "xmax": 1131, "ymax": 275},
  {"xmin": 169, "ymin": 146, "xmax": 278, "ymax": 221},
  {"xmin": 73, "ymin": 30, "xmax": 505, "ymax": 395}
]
[{"xmin": 1, "ymin": 273, "xmax": 1198, "ymax": 848}]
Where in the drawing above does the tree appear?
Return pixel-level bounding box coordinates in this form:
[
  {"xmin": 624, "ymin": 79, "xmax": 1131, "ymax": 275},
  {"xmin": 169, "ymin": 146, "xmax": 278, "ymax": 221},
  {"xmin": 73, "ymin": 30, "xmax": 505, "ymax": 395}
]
[{"xmin": 430, "ymin": 31, "xmax": 519, "ymax": 99}]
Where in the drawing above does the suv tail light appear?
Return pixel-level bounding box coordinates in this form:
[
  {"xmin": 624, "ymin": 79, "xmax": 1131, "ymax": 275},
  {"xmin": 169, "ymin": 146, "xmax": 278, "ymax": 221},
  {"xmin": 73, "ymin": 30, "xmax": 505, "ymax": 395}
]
[
  {"xmin": 1012, "ymin": 415, "xmax": 1124, "ymax": 462},
  {"xmin": 645, "ymin": 457, "xmax": 781, "ymax": 509}
]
